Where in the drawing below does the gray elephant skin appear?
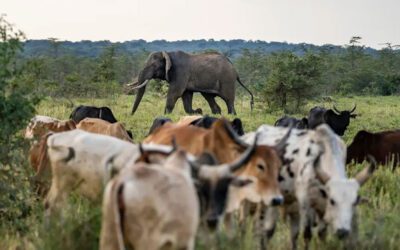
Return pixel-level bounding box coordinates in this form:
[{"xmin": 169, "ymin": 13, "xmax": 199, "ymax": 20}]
[{"xmin": 130, "ymin": 51, "xmax": 254, "ymax": 115}]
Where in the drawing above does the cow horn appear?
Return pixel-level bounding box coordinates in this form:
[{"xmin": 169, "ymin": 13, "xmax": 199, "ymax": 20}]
[
  {"xmin": 350, "ymin": 104, "xmax": 357, "ymax": 113},
  {"xmin": 170, "ymin": 136, "xmax": 177, "ymax": 153},
  {"xmin": 274, "ymin": 124, "xmax": 293, "ymax": 159},
  {"xmin": 222, "ymin": 118, "xmax": 249, "ymax": 148},
  {"xmin": 355, "ymin": 155, "xmax": 377, "ymax": 186},
  {"xmin": 131, "ymin": 79, "xmax": 149, "ymax": 90},
  {"xmin": 139, "ymin": 143, "xmax": 144, "ymax": 155},
  {"xmin": 188, "ymin": 160, "xmax": 201, "ymax": 178},
  {"xmin": 333, "ymin": 105, "xmax": 341, "ymax": 114},
  {"xmin": 315, "ymin": 164, "xmax": 330, "ymax": 184},
  {"xmin": 228, "ymin": 133, "xmax": 259, "ymax": 172}
]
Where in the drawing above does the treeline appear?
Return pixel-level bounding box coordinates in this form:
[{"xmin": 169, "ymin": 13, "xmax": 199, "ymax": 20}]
[
  {"xmin": 23, "ymin": 39, "xmax": 369, "ymax": 58},
  {"xmin": 18, "ymin": 37, "xmax": 400, "ymax": 110}
]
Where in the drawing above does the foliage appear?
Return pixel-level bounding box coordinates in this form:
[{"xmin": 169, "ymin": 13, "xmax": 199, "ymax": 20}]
[
  {"xmin": 0, "ymin": 15, "xmax": 40, "ymax": 233},
  {"xmin": 263, "ymin": 51, "xmax": 322, "ymax": 112}
]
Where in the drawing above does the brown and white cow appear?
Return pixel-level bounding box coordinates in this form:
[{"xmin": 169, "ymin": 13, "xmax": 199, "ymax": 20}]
[
  {"xmin": 25, "ymin": 115, "xmax": 76, "ymax": 140},
  {"xmin": 100, "ymin": 150, "xmax": 199, "ymax": 250},
  {"xmin": 76, "ymin": 118, "xmax": 133, "ymax": 143},
  {"xmin": 144, "ymin": 118, "xmax": 290, "ymax": 229}
]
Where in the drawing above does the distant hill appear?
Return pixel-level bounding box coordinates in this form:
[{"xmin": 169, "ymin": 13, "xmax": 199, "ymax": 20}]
[{"xmin": 22, "ymin": 39, "xmax": 378, "ymax": 58}]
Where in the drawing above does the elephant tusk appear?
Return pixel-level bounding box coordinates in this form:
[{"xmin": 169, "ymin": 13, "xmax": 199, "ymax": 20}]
[
  {"xmin": 131, "ymin": 80, "xmax": 149, "ymax": 90},
  {"xmin": 126, "ymin": 81, "xmax": 138, "ymax": 87}
]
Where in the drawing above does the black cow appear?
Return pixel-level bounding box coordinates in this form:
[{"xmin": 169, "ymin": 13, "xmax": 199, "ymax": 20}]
[
  {"xmin": 70, "ymin": 105, "xmax": 133, "ymax": 139},
  {"xmin": 347, "ymin": 130, "xmax": 400, "ymax": 169},
  {"xmin": 274, "ymin": 115, "xmax": 308, "ymax": 129},
  {"xmin": 70, "ymin": 105, "xmax": 118, "ymax": 124},
  {"xmin": 190, "ymin": 116, "xmax": 245, "ymax": 136},
  {"xmin": 308, "ymin": 105, "xmax": 357, "ymax": 136}
]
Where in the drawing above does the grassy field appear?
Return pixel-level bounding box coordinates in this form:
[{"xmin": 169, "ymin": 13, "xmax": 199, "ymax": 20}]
[{"xmin": 1, "ymin": 93, "xmax": 400, "ymax": 250}]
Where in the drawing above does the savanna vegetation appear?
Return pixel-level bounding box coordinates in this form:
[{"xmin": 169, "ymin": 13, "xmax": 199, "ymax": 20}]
[{"xmin": 1, "ymin": 16, "xmax": 400, "ymax": 250}]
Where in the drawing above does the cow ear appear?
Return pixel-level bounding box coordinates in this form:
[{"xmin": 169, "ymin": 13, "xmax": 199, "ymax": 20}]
[
  {"xmin": 231, "ymin": 177, "xmax": 253, "ymax": 187},
  {"xmin": 350, "ymin": 114, "xmax": 358, "ymax": 118}
]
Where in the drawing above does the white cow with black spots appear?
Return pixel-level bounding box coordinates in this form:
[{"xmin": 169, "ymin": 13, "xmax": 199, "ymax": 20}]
[{"xmin": 242, "ymin": 124, "xmax": 376, "ymax": 249}]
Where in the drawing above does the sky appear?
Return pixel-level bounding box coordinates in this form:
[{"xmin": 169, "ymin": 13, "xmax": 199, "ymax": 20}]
[{"xmin": 2, "ymin": 0, "xmax": 400, "ymax": 48}]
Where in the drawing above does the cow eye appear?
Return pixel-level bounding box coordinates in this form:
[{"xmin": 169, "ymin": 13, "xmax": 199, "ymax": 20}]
[
  {"xmin": 330, "ymin": 199, "xmax": 335, "ymax": 206},
  {"xmin": 257, "ymin": 164, "xmax": 265, "ymax": 171}
]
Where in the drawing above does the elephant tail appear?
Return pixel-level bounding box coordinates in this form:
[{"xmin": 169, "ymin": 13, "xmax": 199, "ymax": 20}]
[{"xmin": 236, "ymin": 77, "xmax": 254, "ymax": 111}]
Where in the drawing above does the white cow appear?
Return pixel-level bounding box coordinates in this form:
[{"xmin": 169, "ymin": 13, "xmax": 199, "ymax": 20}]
[
  {"xmin": 43, "ymin": 129, "xmax": 174, "ymax": 215},
  {"xmin": 100, "ymin": 150, "xmax": 199, "ymax": 250}
]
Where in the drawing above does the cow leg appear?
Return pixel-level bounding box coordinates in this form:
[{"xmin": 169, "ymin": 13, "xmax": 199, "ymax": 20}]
[
  {"xmin": 288, "ymin": 212, "xmax": 300, "ymax": 250},
  {"xmin": 201, "ymin": 93, "xmax": 222, "ymax": 114},
  {"xmin": 182, "ymin": 91, "xmax": 202, "ymax": 114},
  {"xmin": 260, "ymin": 206, "xmax": 278, "ymax": 250},
  {"xmin": 303, "ymin": 221, "xmax": 312, "ymax": 250}
]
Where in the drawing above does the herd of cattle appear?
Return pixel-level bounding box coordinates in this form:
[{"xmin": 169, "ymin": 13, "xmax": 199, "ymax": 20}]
[{"xmin": 24, "ymin": 104, "xmax": 399, "ymax": 250}]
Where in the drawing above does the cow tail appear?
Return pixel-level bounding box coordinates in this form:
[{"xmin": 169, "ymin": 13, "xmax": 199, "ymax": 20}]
[
  {"xmin": 100, "ymin": 180, "xmax": 125, "ymax": 250},
  {"xmin": 237, "ymin": 76, "xmax": 254, "ymax": 111}
]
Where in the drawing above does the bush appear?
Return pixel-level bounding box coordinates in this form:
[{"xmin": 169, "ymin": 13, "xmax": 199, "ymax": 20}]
[{"xmin": 0, "ymin": 15, "xmax": 40, "ymax": 233}]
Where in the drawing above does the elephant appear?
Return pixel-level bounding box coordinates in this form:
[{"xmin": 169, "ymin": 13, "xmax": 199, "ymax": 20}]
[{"xmin": 129, "ymin": 51, "xmax": 254, "ymax": 115}]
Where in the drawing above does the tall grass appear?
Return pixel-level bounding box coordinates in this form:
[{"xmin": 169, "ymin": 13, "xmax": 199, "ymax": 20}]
[{"xmin": 1, "ymin": 94, "xmax": 399, "ymax": 249}]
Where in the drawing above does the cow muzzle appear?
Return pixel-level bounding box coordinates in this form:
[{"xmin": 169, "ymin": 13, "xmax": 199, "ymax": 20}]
[
  {"xmin": 336, "ymin": 228, "xmax": 350, "ymax": 239},
  {"xmin": 206, "ymin": 217, "xmax": 219, "ymax": 231},
  {"xmin": 271, "ymin": 196, "xmax": 284, "ymax": 206}
]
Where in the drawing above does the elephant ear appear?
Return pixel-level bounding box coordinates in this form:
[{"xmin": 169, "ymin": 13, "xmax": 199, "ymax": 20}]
[{"xmin": 162, "ymin": 51, "xmax": 172, "ymax": 81}]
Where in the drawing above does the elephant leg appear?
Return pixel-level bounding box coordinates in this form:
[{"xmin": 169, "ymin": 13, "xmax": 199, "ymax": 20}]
[
  {"xmin": 165, "ymin": 86, "xmax": 184, "ymax": 114},
  {"xmin": 220, "ymin": 95, "xmax": 236, "ymax": 115},
  {"xmin": 201, "ymin": 93, "xmax": 222, "ymax": 114},
  {"xmin": 182, "ymin": 91, "xmax": 202, "ymax": 114}
]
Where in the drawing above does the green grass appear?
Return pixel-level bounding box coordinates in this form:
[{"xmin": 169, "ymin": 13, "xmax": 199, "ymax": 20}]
[{"xmin": 1, "ymin": 94, "xmax": 400, "ymax": 250}]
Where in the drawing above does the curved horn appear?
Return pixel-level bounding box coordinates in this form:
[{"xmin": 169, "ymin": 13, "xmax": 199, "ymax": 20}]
[
  {"xmin": 170, "ymin": 136, "xmax": 178, "ymax": 153},
  {"xmin": 188, "ymin": 160, "xmax": 201, "ymax": 178},
  {"xmin": 350, "ymin": 103, "xmax": 357, "ymax": 113},
  {"xmin": 274, "ymin": 125, "xmax": 293, "ymax": 158},
  {"xmin": 355, "ymin": 155, "xmax": 377, "ymax": 186},
  {"xmin": 315, "ymin": 164, "xmax": 330, "ymax": 184},
  {"xmin": 222, "ymin": 119, "xmax": 249, "ymax": 148},
  {"xmin": 139, "ymin": 143, "xmax": 144, "ymax": 155},
  {"xmin": 162, "ymin": 51, "xmax": 172, "ymax": 81},
  {"xmin": 228, "ymin": 133, "xmax": 259, "ymax": 172},
  {"xmin": 131, "ymin": 79, "xmax": 149, "ymax": 90},
  {"xmin": 333, "ymin": 104, "xmax": 341, "ymax": 114}
]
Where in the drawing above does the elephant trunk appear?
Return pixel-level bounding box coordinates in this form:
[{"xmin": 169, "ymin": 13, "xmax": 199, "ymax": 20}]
[{"xmin": 131, "ymin": 84, "xmax": 147, "ymax": 115}]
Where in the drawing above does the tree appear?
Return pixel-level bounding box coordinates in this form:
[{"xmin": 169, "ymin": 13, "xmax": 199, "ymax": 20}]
[
  {"xmin": 93, "ymin": 45, "xmax": 117, "ymax": 82},
  {"xmin": 263, "ymin": 51, "xmax": 322, "ymax": 112}
]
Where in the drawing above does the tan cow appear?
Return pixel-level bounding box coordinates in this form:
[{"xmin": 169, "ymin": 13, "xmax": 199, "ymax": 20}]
[
  {"xmin": 76, "ymin": 118, "xmax": 133, "ymax": 143},
  {"xmin": 100, "ymin": 150, "xmax": 199, "ymax": 250}
]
